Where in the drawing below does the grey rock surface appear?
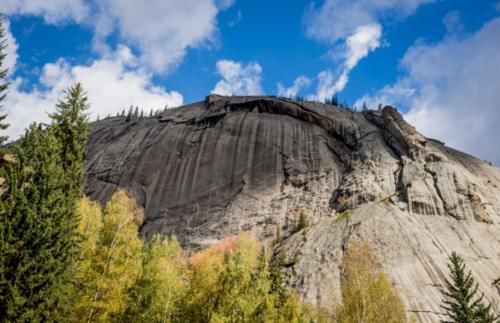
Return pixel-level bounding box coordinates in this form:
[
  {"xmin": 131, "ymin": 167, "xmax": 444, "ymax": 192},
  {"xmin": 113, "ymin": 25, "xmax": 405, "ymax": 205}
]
[{"xmin": 86, "ymin": 95, "xmax": 500, "ymax": 321}]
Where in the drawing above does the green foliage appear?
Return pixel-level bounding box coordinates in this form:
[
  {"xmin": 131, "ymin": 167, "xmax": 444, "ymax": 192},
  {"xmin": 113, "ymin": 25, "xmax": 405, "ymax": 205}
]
[
  {"xmin": 0, "ymin": 83, "xmax": 89, "ymax": 321},
  {"xmin": 0, "ymin": 125, "xmax": 78, "ymax": 321},
  {"xmin": 49, "ymin": 83, "xmax": 89, "ymax": 201},
  {"xmin": 334, "ymin": 210, "xmax": 351, "ymax": 223},
  {"xmin": 335, "ymin": 241, "xmax": 408, "ymax": 323},
  {"xmin": 0, "ymin": 18, "xmax": 9, "ymax": 146},
  {"xmin": 119, "ymin": 234, "xmax": 186, "ymax": 322},
  {"xmin": 441, "ymin": 252, "xmax": 498, "ymax": 323},
  {"xmin": 295, "ymin": 210, "xmax": 309, "ymax": 232}
]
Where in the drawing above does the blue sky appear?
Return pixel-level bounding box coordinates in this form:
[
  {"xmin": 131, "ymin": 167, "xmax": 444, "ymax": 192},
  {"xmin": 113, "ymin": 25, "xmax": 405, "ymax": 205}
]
[{"xmin": 2, "ymin": 0, "xmax": 500, "ymax": 164}]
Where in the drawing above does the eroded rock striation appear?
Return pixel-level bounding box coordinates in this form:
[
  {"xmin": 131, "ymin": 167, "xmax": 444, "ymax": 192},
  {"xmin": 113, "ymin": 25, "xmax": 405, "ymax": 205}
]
[{"xmin": 86, "ymin": 95, "xmax": 500, "ymax": 321}]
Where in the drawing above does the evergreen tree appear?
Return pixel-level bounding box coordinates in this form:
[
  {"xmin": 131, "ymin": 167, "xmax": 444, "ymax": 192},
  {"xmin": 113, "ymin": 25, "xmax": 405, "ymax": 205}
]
[
  {"xmin": 269, "ymin": 248, "xmax": 288, "ymax": 305},
  {"xmin": 134, "ymin": 106, "xmax": 139, "ymax": 117},
  {"xmin": 332, "ymin": 94, "xmax": 339, "ymax": 106},
  {"xmin": 49, "ymin": 83, "xmax": 89, "ymax": 201},
  {"xmin": 126, "ymin": 106, "xmax": 133, "ymax": 122},
  {"xmin": 0, "ymin": 124, "xmax": 74, "ymax": 321},
  {"xmin": 441, "ymin": 252, "xmax": 498, "ymax": 323},
  {"xmin": 1, "ymin": 84, "xmax": 89, "ymax": 321},
  {"xmin": 362, "ymin": 101, "xmax": 368, "ymax": 111},
  {"xmin": 295, "ymin": 210, "xmax": 308, "ymax": 232},
  {"xmin": 0, "ymin": 18, "xmax": 10, "ymax": 146}
]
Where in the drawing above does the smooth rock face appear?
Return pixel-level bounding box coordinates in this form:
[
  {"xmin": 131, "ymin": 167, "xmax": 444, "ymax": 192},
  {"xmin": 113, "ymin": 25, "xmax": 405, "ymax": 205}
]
[{"xmin": 86, "ymin": 95, "xmax": 500, "ymax": 321}]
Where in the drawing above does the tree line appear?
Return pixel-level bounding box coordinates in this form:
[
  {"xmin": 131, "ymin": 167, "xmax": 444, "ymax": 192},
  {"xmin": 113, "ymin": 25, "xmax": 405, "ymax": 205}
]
[{"xmin": 97, "ymin": 105, "xmax": 169, "ymax": 122}]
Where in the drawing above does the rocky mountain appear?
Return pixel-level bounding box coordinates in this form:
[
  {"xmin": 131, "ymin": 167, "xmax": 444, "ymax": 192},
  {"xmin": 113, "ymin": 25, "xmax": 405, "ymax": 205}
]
[{"xmin": 86, "ymin": 95, "xmax": 500, "ymax": 322}]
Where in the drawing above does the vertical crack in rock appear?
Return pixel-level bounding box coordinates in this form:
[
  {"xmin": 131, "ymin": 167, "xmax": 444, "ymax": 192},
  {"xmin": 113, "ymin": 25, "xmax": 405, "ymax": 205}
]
[{"xmin": 423, "ymin": 165, "xmax": 457, "ymax": 219}]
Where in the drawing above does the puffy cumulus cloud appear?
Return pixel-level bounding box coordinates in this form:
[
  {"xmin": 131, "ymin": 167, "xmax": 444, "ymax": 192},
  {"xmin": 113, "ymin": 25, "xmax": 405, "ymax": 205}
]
[
  {"xmin": 304, "ymin": 0, "xmax": 435, "ymax": 44},
  {"xmin": 4, "ymin": 46, "xmax": 183, "ymax": 140},
  {"xmin": 0, "ymin": 0, "xmax": 90, "ymax": 24},
  {"xmin": 92, "ymin": 0, "xmax": 233, "ymax": 73},
  {"xmin": 1, "ymin": 0, "xmax": 233, "ymax": 73},
  {"xmin": 357, "ymin": 17, "xmax": 500, "ymax": 165},
  {"xmin": 277, "ymin": 76, "xmax": 311, "ymax": 98},
  {"xmin": 212, "ymin": 60, "xmax": 263, "ymax": 96},
  {"xmin": 311, "ymin": 23, "xmax": 381, "ymax": 101}
]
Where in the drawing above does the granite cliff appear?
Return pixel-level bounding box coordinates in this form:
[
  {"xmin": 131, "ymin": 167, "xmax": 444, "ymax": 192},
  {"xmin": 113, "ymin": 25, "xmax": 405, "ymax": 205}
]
[{"xmin": 86, "ymin": 95, "xmax": 500, "ymax": 322}]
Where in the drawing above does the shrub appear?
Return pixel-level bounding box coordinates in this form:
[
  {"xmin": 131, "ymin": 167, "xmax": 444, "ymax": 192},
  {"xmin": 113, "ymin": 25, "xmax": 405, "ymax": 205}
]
[{"xmin": 295, "ymin": 210, "xmax": 309, "ymax": 232}]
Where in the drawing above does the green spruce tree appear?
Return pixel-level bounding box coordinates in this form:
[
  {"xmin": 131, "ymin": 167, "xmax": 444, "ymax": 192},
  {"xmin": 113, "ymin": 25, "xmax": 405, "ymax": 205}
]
[
  {"xmin": 441, "ymin": 252, "xmax": 498, "ymax": 323},
  {"xmin": 49, "ymin": 83, "xmax": 89, "ymax": 201},
  {"xmin": 0, "ymin": 125, "xmax": 72, "ymax": 321},
  {"xmin": 0, "ymin": 18, "xmax": 10, "ymax": 146},
  {"xmin": 0, "ymin": 84, "xmax": 90, "ymax": 321},
  {"xmin": 295, "ymin": 210, "xmax": 308, "ymax": 232}
]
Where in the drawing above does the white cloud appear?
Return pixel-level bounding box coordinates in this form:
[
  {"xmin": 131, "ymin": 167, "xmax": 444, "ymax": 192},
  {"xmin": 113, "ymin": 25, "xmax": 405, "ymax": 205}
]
[
  {"xmin": 212, "ymin": 60, "xmax": 263, "ymax": 96},
  {"xmin": 311, "ymin": 23, "xmax": 381, "ymax": 101},
  {"xmin": 355, "ymin": 82, "xmax": 416, "ymax": 109},
  {"xmin": 303, "ymin": 0, "xmax": 433, "ymax": 100},
  {"xmin": 357, "ymin": 17, "xmax": 500, "ymax": 165},
  {"xmin": 344, "ymin": 23, "xmax": 382, "ymax": 69},
  {"xmin": 1, "ymin": 0, "xmax": 233, "ymax": 73},
  {"xmin": 3, "ymin": 19, "xmax": 18, "ymax": 75},
  {"xmin": 304, "ymin": 0, "xmax": 436, "ymax": 44},
  {"xmin": 311, "ymin": 70, "xmax": 342, "ymax": 102},
  {"xmin": 4, "ymin": 45, "xmax": 183, "ymax": 140},
  {"xmin": 0, "ymin": 0, "xmax": 90, "ymax": 24},
  {"xmin": 277, "ymin": 76, "xmax": 311, "ymax": 98},
  {"xmin": 92, "ymin": 0, "xmax": 232, "ymax": 73}
]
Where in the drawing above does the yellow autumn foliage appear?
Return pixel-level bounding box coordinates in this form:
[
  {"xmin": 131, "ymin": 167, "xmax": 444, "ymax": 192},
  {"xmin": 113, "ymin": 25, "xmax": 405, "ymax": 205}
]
[
  {"xmin": 71, "ymin": 190, "xmax": 143, "ymax": 322},
  {"xmin": 69, "ymin": 193, "xmax": 407, "ymax": 323},
  {"xmin": 335, "ymin": 241, "xmax": 408, "ymax": 323}
]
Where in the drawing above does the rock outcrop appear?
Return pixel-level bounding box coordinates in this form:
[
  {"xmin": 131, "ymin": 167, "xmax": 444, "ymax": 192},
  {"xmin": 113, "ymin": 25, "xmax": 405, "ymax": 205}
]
[{"xmin": 86, "ymin": 95, "xmax": 500, "ymax": 321}]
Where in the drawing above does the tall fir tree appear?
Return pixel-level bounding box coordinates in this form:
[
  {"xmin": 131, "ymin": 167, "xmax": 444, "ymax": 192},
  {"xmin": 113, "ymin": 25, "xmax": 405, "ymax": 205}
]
[
  {"xmin": 0, "ymin": 125, "xmax": 74, "ymax": 321},
  {"xmin": 441, "ymin": 252, "xmax": 498, "ymax": 323},
  {"xmin": 0, "ymin": 83, "xmax": 90, "ymax": 321},
  {"xmin": 0, "ymin": 17, "xmax": 10, "ymax": 146},
  {"xmin": 49, "ymin": 83, "xmax": 89, "ymax": 201}
]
